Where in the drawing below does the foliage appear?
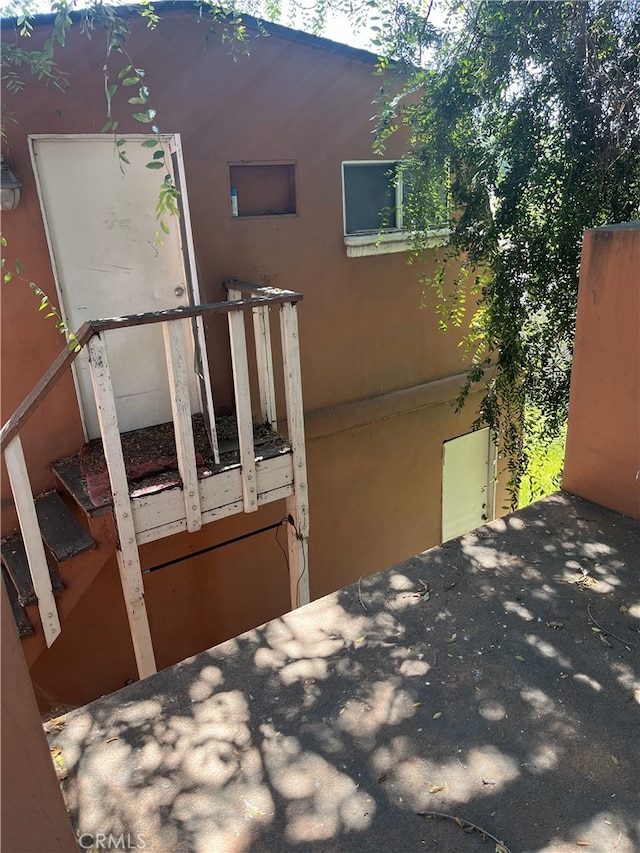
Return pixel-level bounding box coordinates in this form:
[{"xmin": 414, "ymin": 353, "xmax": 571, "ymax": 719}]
[
  {"xmin": 379, "ymin": 0, "xmax": 640, "ymax": 503},
  {"xmin": 518, "ymin": 408, "xmax": 567, "ymax": 508}
]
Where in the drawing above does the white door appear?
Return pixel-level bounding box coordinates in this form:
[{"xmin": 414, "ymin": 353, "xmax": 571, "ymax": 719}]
[
  {"xmin": 442, "ymin": 427, "xmax": 496, "ymax": 541},
  {"xmin": 30, "ymin": 134, "xmax": 211, "ymax": 440}
]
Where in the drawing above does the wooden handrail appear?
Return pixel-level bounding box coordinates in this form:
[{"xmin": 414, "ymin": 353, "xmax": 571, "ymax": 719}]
[
  {"xmin": 1, "ymin": 287, "xmax": 303, "ymax": 453},
  {"xmin": 224, "ymin": 280, "xmax": 303, "ymax": 301},
  {"xmin": 89, "ymin": 291, "xmax": 303, "ymax": 334},
  {"xmin": 0, "ymin": 322, "xmax": 94, "ymax": 451}
]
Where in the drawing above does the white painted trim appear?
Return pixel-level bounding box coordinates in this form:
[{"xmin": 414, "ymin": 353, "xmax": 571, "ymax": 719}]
[
  {"xmin": 170, "ymin": 133, "xmax": 220, "ymax": 464},
  {"xmin": 162, "ymin": 320, "xmax": 201, "ymax": 533},
  {"xmin": 279, "ymin": 303, "xmax": 309, "ymax": 537},
  {"xmin": 228, "ymin": 310, "xmax": 258, "ymax": 513},
  {"xmin": 132, "ymin": 452, "xmax": 294, "ymax": 544},
  {"xmin": 4, "ymin": 436, "xmax": 61, "ymax": 647},
  {"xmin": 253, "ymin": 305, "xmax": 278, "ymax": 430},
  {"xmin": 87, "ymin": 333, "xmax": 157, "ymax": 679},
  {"xmin": 28, "ymin": 135, "xmax": 87, "ymax": 439},
  {"xmin": 279, "ymin": 303, "xmax": 310, "ymax": 609},
  {"xmin": 344, "ymin": 228, "xmax": 449, "ymax": 258},
  {"xmin": 487, "ymin": 429, "xmax": 498, "ymax": 523}
]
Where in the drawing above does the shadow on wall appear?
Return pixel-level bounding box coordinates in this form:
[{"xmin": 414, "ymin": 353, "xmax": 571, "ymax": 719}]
[{"xmin": 51, "ymin": 496, "xmax": 639, "ymax": 853}]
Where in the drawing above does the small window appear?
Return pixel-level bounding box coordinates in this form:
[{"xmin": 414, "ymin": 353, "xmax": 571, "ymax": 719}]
[
  {"xmin": 342, "ymin": 160, "xmax": 448, "ymax": 258},
  {"xmin": 229, "ymin": 162, "xmax": 297, "ymax": 217},
  {"xmin": 342, "ymin": 161, "xmax": 403, "ymax": 235}
]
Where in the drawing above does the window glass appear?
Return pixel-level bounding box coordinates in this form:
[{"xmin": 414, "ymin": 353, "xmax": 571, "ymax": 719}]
[{"xmin": 343, "ymin": 163, "xmax": 399, "ymax": 234}]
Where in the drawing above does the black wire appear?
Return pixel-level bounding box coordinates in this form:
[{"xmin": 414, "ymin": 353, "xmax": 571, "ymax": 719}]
[
  {"xmin": 276, "ymin": 515, "xmax": 307, "ymax": 607},
  {"xmin": 143, "ymin": 518, "xmax": 288, "ymax": 575},
  {"xmin": 290, "ymin": 515, "xmax": 308, "ymax": 608}
]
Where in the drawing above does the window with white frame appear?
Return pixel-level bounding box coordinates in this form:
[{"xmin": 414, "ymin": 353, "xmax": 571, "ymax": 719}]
[{"xmin": 341, "ymin": 160, "xmax": 448, "ymax": 258}]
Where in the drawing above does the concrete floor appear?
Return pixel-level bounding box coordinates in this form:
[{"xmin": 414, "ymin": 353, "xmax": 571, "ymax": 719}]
[{"xmin": 48, "ymin": 492, "xmax": 640, "ymax": 852}]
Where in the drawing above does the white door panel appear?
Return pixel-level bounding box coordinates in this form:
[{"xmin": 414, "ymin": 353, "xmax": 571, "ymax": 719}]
[
  {"xmin": 30, "ymin": 134, "xmax": 202, "ymax": 439},
  {"xmin": 442, "ymin": 427, "xmax": 495, "ymax": 542}
]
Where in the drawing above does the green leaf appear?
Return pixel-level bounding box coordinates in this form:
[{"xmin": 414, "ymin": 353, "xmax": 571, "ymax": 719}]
[
  {"xmin": 145, "ymin": 161, "xmax": 164, "ymax": 169},
  {"xmin": 100, "ymin": 120, "xmax": 113, "ymax": 132},
  {"xmin": 132, "ymin": 109, "xmax": 156, "ymax": 123},
  {"xmin": 515, "ymin": 655, "xmax": 525, "ymax": 661},
  {"xmin": 152, "ymin": 149, "xmax": 164, "ymax": 160},
  {"xmin": 3, "ymin": 272, "xmax": 12, "ymax": 283},
  {"xmin": 116, "ymin": 138, "xmax": 126, "ymax": 147},
  {"xmin": 122, "ymin": 76, "xmax": 140, "ymax": 87},
  {"xmin": 15, "ymin": 259, "xmax": 23, "ymax": 274},
  {"xmin": 141, "ymin": 139, "xmax": 158, "ymax": 148},
  {"xmin": 160, "ymin": 220, "xmax": 170, "ymax": 235},
  {"xmin": 1, "ymin": 236, "xmax": 7, "ymax": 247},
  {"xmin": 117, "ymin": 64, "xmax": 133, "ymax": 79},
  {"xmin": 445, "ymin": 633, "xmax": 457, "ymax": 644},
  {"xmin": 106, "ymin": 84, "xmax": 117, "ymax": 97},
  {"xmin": 432, "ymin": 711, "xmax": 442, "ymax": 719}
]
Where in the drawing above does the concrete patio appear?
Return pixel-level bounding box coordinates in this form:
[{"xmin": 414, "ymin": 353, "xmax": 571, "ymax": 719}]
[{"xmin": 47, "ymin": 491, "xmax": 639, "ymax": 852}]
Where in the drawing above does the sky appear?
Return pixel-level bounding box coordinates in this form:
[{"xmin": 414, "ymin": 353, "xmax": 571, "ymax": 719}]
[{"xmin": 0, "ymin": 0, "xmax": 386, "ymax": 51}]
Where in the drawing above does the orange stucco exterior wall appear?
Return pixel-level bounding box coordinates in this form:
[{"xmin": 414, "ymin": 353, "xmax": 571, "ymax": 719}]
[
  {"xmin": 563, "ymin": 224, "xmax": 640, "ymax": 519},
  {"xmin": 1, "ymin": 585, "xmax": 77, "ymax": 851},
  {"xmin": 1, "ymin": 11, "xmax": 503, "ymax": 711}
]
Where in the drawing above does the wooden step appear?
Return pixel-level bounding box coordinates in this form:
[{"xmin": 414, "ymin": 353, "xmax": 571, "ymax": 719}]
[
  {"xmin": 34, "ymin": 492, "xmax": 95, "ymax": 562},
  {"xmin": 1, "ymin": 536, "xmax": 65, "ymax": 607},
  {"xmin": 2, "ymin": 567, "xmax": 34, "ymax": 637}
]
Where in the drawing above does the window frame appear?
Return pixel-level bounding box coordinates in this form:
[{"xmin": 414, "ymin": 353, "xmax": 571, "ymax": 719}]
[{"xmin": 341, "ymin": 159, "xmax": 449, "ymax": 258}]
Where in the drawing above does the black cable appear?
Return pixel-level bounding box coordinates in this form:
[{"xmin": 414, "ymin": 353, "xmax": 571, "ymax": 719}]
[
  {"xmin": 142, "ymin": 518, "xmax": 288, "ymax": 575},
  {"xmin": 275, "ymin": 514, "xmax": 307, "ymax": 607}
]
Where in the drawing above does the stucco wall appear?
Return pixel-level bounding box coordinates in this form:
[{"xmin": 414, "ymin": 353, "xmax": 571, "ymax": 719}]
[
  {"xmin": 1, "ymin": 585, "xmax": 77, "ymax": 851},
  {"xmin": 563, "ymin": 224, "xmax": 640, "ymax": 519},
  {"xmin": 2, "ymin": 11, "xmax": 504, "ymax": 710}
]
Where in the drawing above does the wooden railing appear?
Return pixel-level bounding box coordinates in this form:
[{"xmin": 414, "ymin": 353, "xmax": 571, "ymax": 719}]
[{"xmin": 1, "ymin": 284, "xmax": 309, "ymax": 680}]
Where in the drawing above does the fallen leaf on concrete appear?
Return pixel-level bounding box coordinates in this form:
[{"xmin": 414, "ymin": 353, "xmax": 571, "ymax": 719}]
[
  {"xmin": 433, "ymin": 711, "xmax": 442, "ymax": 719},
  {"xmin": 446, "ymin": 633, "xmax": 458, "ymax": 644},
  {"xmin": 43, "ymin": 714, "xmax": 67, "ymax": 734}
]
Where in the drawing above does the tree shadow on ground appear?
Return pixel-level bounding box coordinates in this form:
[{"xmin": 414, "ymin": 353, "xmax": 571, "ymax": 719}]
[{"xmin": 49, "ymin": 493, "xmax": 639, "ymax": 853}]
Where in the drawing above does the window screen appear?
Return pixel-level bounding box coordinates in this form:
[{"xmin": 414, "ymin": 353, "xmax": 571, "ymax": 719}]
[{"xmin": 343, "ymin": 163, "xmax": 399, "ymax": 234}]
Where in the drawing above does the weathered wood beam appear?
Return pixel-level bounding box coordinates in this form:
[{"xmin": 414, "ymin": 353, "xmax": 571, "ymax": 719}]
[
  {"xmin": 228, "ymin": 310, "xmax": 258, "ymax": 513},
  {"xmin": 87, "ymin": 333, "xmax": 157, "ymax": 680},
  {"xmin": 3, "ymin": 436, "xmax": 61, "ymax": 647},
  {"xmin": 162, "ymin": 320, "xmax": 202, "ymax": 533}
]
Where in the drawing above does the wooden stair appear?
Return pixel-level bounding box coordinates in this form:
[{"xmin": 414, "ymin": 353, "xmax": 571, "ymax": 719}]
[{"xmin": 1, "ymin": 491, "xmax": 96, "ymax": 640}]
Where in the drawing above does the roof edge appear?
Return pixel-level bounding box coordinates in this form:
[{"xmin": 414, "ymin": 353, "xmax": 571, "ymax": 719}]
[{"xmin": 0, "ymin": 1, "xmax": 383, "ymax": 66}]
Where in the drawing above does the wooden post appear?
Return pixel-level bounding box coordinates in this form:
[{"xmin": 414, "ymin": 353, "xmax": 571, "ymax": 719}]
[
  {"xmin": 279, "ymin": 302, "xmax": 310, "ymax": 607},
  {"xmin": 88, "ymin": 333, "xmax": 157, "ymax": 679},
  {"xmin": 252, "ymin": 305, "xmax": 278, "ymax": 430},
  {"xmin": 229, "ymin": 286, "xmax": 277, "ymax": 430},
  {"xmin": 163, "ymin": 319, "xmax": 201, "ymax": 533},
  {"xmin": 3, "ymin": 436, "xmax": 61, "ymax": 647},
  {"xmin": 228, "ymin": 308, "xmax": 258, "ymax": 513}
]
